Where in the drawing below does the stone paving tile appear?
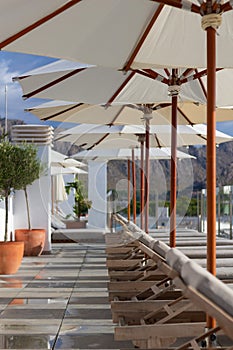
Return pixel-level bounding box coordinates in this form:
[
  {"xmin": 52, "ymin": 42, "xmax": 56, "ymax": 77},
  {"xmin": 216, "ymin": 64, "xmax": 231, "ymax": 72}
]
[{"xmin": 0, "ymin": 242, "xmax": 132, "ymax": 349}]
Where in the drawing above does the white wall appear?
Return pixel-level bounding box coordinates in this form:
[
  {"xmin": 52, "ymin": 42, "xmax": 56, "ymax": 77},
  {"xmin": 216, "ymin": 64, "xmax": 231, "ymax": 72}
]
[
  {"xmin": 87, "ymin": 160, "xmax": 108, "ymax": 230},
  {"xmin": 13, "ymin": 146, "xmax": 52, "ymax": 252},
  {"xmin": 0, "ymin": 196, "xmax": 14, "ymax": 241}
]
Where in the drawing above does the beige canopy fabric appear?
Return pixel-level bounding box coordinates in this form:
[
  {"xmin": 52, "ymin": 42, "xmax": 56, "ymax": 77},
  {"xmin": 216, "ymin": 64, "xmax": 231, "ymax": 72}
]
[
  {"xmin": 55, "ymin": 123, "xmax": 233, "ymax": 149},
  {"xmin": 72, "ymin": 147, "xmax": 195, "ymax": 161},
  {"xmin": 27, "ymin": 100, "xmax": 233, "ymax": 126}
]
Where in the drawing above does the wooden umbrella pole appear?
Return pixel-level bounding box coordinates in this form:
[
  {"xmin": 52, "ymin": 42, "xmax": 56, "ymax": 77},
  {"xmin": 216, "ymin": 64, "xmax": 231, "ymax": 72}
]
[
  {"xmin": 145, "ymin": 116, "xmax": 151, "ymax": 233},
  {"xmin": 127, "ymin": 159, "xmax": 131, "ymax": 222},
  {"xmin": 139, "ymin": 135, "xmax": 145, "ymax": 230},
  {"xmin": 170, "ymin": 90, "xmax": 178, "ymax": 248},
  {"xmin": 206, "ymin": 21, "xmax": 217, "ymax": 330},
  {"xmin": 132, "ymin": 148, "xmax": 137, "ymax": 224}
]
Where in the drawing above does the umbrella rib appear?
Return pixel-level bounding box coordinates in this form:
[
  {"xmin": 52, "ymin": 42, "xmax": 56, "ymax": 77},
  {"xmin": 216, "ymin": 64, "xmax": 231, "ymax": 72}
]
[
  {"xmin": 179, "ymin": 68, "xmax": 195, "ymax": 80},
  {"xmin": 179, "ymin": 68, "xmax": 208, "ymax": 84},
  {"xmin": 123, "ymin": 4, "xmax": 164, "ymax": 71},
  {"xmin": 22, "ymin": 68, "xmax": 86, "ymax": 99},
  {"xmin": 54, "ymin": 134, "xmax": 72, "ymax": 142},
  {"xmin": 137, "ymin": 69, "xmax": 169, "ymax": 85},
  {"xmin": 35, "ymin": 103, "xmax": 85, "ymax": 121},
  {"xmin": 220, "ymin": 1, "xmax": 233, "ymax": 12},
  {"xmin": 150, "ymin": 0, "xmax": 200, "ymax": 14},
  {"xmin": 197, "ymin": 134, "xmax": 207, "ymax": 142},
  {"xmin": 194, "ymin": 68, "xmax": 207, "ymax": 99},
  {"xmin": 164, "ymin": 68, "xmax": 171, "ymax": 78},
  {"xmin": 87, "ymin": 133, "xmax": 110, "ymax": 150},
  {"xmin": 177, "ymin": 106, "xmax": 194, "ymax": 125},
  {"xmin": 106, "ymin": 71, "xmax": 136, "ymax": 105},
  {"xmin": 0, "ymin": 0, "xmax": 82, "ymax": 49},
  {"xmin": 153, "ymin": 134, "xmax": 163, "ymax": 148},
  {"xmin": 107, "ymin": 105, "xmax": 126, "ymax": 126},
  {"xmin": 152, "ymin": 102, "xmax": 172, "ymax": 110}
]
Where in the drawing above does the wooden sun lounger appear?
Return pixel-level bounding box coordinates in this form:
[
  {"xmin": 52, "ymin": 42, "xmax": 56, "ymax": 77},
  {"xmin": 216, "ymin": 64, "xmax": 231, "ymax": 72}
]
[{"xmin": 106, "ymin": 215, "xmax": 233, "ymax": 348}]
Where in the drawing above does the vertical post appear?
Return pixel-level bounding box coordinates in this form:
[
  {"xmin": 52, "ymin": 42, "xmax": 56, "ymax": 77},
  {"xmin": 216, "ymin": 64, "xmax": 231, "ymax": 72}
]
[
  {"xmin": 217, "ymin": 188, "xmax": 221, "ymax": 236},
  {"xmin": 200, "ymin": 190, "xmax": 205, "ymax": 233},
  {"xmin": 206, "ymin": 26, "xmax": 217, "ymax": 277},
  {"xmin": 127, "ymin": 159, "xmax": 131, "ymax": 222},
  {"xmin": 132, "ymin": 148, "xmax": 137, "ymax": 224},
  {"xmin": 4, "ymin": 85, "xmax": 7, "ymax": 140},
  {"xmin": 87, "ymin": 160, "xmax": 108, "ymax": 229},
  {"xmin": 155, "ymin": 190, "xmax": 159, "ymax": 229},
  {"xmin": 197, "ymin": 191, "xmax": 200, "ymax": 232},
  {"xmin": 139, "ymin": 135, "xmax": 145, "ymax": 230},
  {"xmin": 170, "ymin": 81, "xmax": 178, "ymax": 248},
  {"xmin": 144, "ymin": 113, "xmax": 152, "ymax": 233},
  {"xmin": 205, "ymin": 18, "xmax": 217, "ymax": 330},
  {"xmin": 230, "ymin": 189, "xmax": 232, "ymax": 239}
]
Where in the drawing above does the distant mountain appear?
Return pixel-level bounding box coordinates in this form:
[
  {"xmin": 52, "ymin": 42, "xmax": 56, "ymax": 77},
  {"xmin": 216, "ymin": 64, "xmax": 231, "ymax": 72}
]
[{"xmin": 107, "ymin": 142, "xmax": 233, "ymax": 194}]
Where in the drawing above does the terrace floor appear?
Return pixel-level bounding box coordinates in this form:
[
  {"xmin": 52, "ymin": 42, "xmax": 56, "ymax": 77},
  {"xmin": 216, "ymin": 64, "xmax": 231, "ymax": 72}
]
[
  {"xmin": 0, "ymin": 227, "xmax": 233, "ymax": 349},
  {"xmin": 0, "ymin": 238, "xmax": 132, "ymax": 349}
]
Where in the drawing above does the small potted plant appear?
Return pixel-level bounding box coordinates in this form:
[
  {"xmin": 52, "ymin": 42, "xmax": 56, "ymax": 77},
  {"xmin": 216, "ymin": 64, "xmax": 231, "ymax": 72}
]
[
  {"xmin": 65, "ymin": 178, "xmax": 92, "ymax": 228},
  {"xmin": 0, "ymin": 140, "xmax": 27, "ymax": 274},
  {"xmin": 14, "ymin": 143, "xmax": 46, "ymax": 256}
]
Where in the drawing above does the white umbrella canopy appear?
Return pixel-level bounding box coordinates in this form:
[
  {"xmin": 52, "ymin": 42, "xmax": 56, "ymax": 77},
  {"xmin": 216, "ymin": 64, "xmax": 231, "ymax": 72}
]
[
  {"xmin": 52, "ymin": 174, "xmax": 68, "ymax": 203},
  {"xmin": 0, "ymin": 1, "xmax": 233, "ymax": 70},
  {"xmin": 72, "ymin": 147, "xmax": 195, "ymax": 161},
  {"xmin": 55, "ymin": 123, "xmax": 233, "ymax": 149},
  {"xmin": 27, "ymin": 99, "xmax": 233, "ymax": 125},
  {"xmin": 51, "ymin": 166, "xmax": 87, "ymax": 176},
  {"xmin": 14, "ymin": 60, "xmax": 207, "ymax": 105},
  {"xmin": 51, "ymin": 149, "xmax": 86, "ymax": 168}
]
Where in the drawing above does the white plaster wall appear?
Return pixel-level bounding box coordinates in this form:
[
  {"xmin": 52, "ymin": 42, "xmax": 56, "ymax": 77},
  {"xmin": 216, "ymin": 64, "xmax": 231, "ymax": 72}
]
[
  {"xmin": 87, "ymin": 160, "xmax": 107, "ymax": 229},
  {"xmin": 13, "ymin": 146, "xmax": 52, "ymax": 252},
  {"xmin": 0, "ymin": 196, "xmax": 14, "ymax": 241}
]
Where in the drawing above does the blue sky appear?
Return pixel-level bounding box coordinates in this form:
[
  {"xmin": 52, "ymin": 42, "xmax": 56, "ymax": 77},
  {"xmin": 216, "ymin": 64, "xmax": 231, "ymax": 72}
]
[
  {"xmin": 0, "ymin": 51, "xmax": 58, "ymax": 127},
  {"xmin": 1, "ymin": 51, "xmax": 233, "ymax": 136}
]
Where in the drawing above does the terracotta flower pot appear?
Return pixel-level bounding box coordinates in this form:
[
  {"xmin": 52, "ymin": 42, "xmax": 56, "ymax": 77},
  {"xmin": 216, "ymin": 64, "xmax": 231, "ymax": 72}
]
[
  {"xmin": 15, "ymin": 229, "xmax": 46, "ymax": 256},
  {"xmin": 0, "ymin": 241, "xmax": 24, "ymax": 274}
]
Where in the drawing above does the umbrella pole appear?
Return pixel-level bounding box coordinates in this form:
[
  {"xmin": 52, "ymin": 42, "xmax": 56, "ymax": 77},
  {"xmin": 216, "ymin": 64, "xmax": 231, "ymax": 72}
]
[
  {"xmin": 170, "ymin": 92, "xmax": 178, "ymax": 247},
  {"xmin": 206, "ymin": 21, "xmax": 217, "ymax": 329},
  {"xmin": 144, "ymin": 112, "xmax": 152, "ymax": 234},
  {"xmin": 132, "ymin": 148, "xmax": 137, "ymax": 224},
  {"xmin": 139, "ymin": 135, "xmax": 145, "ymax": 230},
  {"xmin": 127, "ymin": 159, "xmax": 131, "ymax": 222}
]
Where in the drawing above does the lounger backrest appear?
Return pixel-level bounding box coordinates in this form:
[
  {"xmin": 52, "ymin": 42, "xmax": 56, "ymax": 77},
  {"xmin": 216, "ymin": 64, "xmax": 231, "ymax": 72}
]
[
  {"xmin": 166, "ymin": 247, "xmax": 190, "ymax": 274},
  {"xmin": 181, "ymin": 260, "xmax": 233, "ymax": 318},
  {"xmin": 150, "ymin": 240, "xmax": 170, "ymax": 259}
]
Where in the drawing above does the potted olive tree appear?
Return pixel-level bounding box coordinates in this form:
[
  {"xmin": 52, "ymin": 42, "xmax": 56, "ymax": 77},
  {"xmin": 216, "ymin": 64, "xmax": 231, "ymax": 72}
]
[
  {"xmin": 14, "ymin": 143, "xmax": 46, "ymax": 256},
  {"xmin": 0, "ymin": 141, "xmax": 28, "ymax": 274},
  {"xmin": 65, "ymin": 178, "xmax": 92, "ymax": 228}
]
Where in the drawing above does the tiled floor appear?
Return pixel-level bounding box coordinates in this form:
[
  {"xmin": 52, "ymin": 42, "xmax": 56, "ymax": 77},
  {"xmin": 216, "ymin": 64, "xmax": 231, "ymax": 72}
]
[{"xmin": 0, "ymin": 242, "xmax": 132, "ymax": 349}]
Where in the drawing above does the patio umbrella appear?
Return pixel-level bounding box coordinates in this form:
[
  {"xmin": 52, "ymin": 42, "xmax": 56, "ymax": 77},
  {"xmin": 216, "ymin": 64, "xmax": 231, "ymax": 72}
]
[
  {"xmin": 51, "ymin": 149, "xmax": 86, "ymax": 168},
  {"xmin": 73, "ymin": 147, "xmax": 195, "ymax": 160},
  {"xmin": 51, "ymin": 166, "xmax": 87, "ymax": 176},
  {"xmin": 54, "ymin": 123, "xmax": 233, "ymax": 149},
  {"xmin": 0, "ymin": 1, "xmax": 232, "ymax": 71},
  {"xmin": 26, "ymin": 99, "xmax": 233, "ymax": 125}
]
